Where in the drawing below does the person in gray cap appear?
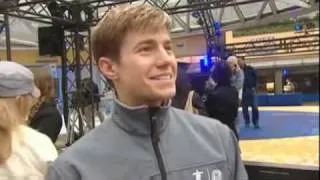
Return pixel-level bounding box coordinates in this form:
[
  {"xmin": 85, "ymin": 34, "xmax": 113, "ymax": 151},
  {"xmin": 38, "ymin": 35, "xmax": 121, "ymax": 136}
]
[{"xmin": 0, "ymin": 61, "xmax": 58, "ymax": 179}]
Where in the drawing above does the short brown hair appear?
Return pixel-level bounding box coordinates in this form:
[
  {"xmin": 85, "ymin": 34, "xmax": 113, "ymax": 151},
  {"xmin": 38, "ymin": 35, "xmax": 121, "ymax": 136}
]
[{"xmin": 91, "ymin": 4, "xmax": 171, "ymax": 63}]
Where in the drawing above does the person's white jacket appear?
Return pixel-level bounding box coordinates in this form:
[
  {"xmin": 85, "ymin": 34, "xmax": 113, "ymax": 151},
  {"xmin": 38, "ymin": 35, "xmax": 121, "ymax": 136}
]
[{"xmin": 0, "ymin": 125, "xmax": 58, "ymax": 179}]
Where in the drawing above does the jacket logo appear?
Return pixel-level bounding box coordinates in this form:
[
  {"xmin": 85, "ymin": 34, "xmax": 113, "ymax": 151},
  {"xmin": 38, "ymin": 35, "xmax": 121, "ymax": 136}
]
[
  {"xmin": 192, "ymin": 169, "xmax": 222, "ymax": 180},
  {"xmin": 192, "ymin": 170, "xmax": 203, "ymax": 180}
]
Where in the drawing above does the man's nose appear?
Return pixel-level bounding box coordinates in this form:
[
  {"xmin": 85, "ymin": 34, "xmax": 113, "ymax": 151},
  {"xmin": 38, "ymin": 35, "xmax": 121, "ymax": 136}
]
[{"xmin": 155, "ymin": 47, "xmax": 175, "ymax": 66}]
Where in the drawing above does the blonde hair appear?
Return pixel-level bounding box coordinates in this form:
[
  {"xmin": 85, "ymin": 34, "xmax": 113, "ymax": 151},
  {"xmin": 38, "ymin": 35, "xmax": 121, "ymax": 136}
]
[
  {"xmin": 0, "ymin": 95, "xmax": 33, "ymax": 164},
  {"xmin": 29, "ymin": 69, "xmax": 55, "ymax": 120},
  {"xmin": 91, "ymin": 4, "xmax": 171, "ymax": 63}
]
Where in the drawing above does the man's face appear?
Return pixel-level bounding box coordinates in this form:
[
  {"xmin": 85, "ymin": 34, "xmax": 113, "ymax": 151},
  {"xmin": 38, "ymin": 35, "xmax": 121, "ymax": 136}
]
[
  {"xmin": 238, "ymin": 58, "xmax": 245, "ymax": 69},
  {"xmin": 227, "ymin": 59, "xmax": 239, "ymax": 74},
  {"xmin": 100, "ymin": 29, "xmax": 177, "ymax": 106}
]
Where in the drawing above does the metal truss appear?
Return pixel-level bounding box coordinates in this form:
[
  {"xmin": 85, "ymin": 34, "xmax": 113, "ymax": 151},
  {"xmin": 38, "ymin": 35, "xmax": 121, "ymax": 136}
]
[
  {"xmin": 4, "ymin": 0, "xmax": 316, "ymax": 33},
  {"xmin": 0, "ymin": 1, "xmax": 317, "ymax": 44},
  {"xmin": 184, "ymin": 0, "xmax": 234, "ymax": 61},
  {"xmin": 0, "ymin": 19, "xmax": 5, "ymax": 59},
  {"xmin": 147, "ymin": 0, "xmax": 190, "ymax": 32},
  {"xmin": 226, "ymin": 32, "xmax": 319, "ymax": 57},
  {"xmin": 4, "ymin": 0, "xmax": 71, "ymax": 25},
  {"xmin": 61, "ymin": 28, "xmax": 97, "ymax": 144},
  {"xmin": 187, "ymin": 0, "xmax": 217, "ymax": 59},
  {"xmin": 0, "ymin": 0, "xmax": 318, "ymax": 144},
  {"xmin": 163, "ymin": 0, "xmax": 266, "ymax": 14},
  {"xmin": 0, "ymin": 12, "xmax": 12, "ymax": 60},
  {"xmin": 170, "ymin": 0, "xmax": 319, "ymax": 38},
  {"xmin": 4, "ymin": 0, "xmax": 143, "ymax": 26},
  {"xmin": 222, "ymin": 0, "xmax": 319, "ymax": 32}
]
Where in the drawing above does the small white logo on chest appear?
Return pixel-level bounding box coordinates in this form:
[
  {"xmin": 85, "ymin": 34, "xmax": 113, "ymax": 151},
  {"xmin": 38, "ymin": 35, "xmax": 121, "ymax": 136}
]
[
  {"xmin": 192, "ymin": 169, "xmax": 204, "ymax": 180},
  {"xmin": 211, "ymin": 169, "xmax": 222, "ymax": 180},
  {"xmin": 192, "ymin": 169, "xmax": 222, "ymax": 180}
]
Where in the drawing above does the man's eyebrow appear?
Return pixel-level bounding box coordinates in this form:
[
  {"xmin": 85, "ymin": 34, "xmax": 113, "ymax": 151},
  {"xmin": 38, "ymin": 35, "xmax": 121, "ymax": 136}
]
[
  {"xmin": 134, "ymin": 39, "xmax": 156, "ymax": 49},
  {"xmin": 163, "ymin": 40, "xmax": 173, "ymax": 45},
  {"xmin": 134, "ymin": 39, "xmax": 172, "ymax": 49}
]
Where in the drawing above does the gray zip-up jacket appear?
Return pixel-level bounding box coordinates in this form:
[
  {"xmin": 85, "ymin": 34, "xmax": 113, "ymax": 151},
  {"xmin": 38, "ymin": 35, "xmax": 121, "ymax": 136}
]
[{"xmin": 46, "ymin": 99, "xmax": 248, "ymax": 180}]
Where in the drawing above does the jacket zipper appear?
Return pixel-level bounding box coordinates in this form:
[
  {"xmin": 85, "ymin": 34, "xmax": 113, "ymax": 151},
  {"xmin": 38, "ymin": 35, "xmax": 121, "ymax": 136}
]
[{"xmin": 149, "ymin": 108, "xmax": 167, "ymax": 180}]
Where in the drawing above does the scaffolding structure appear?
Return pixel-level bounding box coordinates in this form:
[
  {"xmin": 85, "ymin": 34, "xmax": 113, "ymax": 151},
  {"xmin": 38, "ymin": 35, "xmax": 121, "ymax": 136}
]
[{"xmin": 0, "ymin": 0, "xmax": 318, "ymax": 144}]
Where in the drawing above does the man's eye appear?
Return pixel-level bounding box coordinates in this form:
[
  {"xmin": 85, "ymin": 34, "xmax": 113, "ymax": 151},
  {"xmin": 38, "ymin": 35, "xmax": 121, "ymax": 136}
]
[
  {"xmin": 165, "ymin": 46, "xmax": 174, "ymax": 55},
  {"xmin": 165, "ymin": 46, "xmax": 172, "ymax": 50},
  {"xmin": 164, "ymin": 45, "xmax": 173, "ymax": 51},
  {"xmin": 139, "ymin": 47, "xmax": 152, "ymax": 52}
]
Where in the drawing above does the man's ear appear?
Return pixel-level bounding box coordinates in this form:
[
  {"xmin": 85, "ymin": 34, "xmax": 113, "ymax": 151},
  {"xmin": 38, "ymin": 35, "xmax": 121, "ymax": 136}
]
[{"xmin": 98, "ymin": 57, "xmax": 118, "ymax": 80}]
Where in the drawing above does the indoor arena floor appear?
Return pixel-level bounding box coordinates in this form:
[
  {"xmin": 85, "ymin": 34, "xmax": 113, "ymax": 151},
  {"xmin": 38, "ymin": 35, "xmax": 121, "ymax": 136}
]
[{"xmin": 238, "ymin": 105, "xmax": 319, "ymax": 169}]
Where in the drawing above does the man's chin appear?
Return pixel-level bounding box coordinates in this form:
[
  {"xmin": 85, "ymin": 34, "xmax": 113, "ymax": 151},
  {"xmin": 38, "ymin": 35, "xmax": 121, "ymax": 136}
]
[{"xmin": 151, "ymin": 90, "xmax": 176, "ymax": 102}]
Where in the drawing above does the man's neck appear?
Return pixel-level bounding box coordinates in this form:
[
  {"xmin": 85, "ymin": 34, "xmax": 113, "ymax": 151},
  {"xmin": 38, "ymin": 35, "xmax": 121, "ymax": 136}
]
[
  {"xmin": 148, "ymin": 99, "xmax": 169, "ymax": 107},
  {"xmin": 116, "ymin": 94, "xmax": 168, "ymax": 108}
]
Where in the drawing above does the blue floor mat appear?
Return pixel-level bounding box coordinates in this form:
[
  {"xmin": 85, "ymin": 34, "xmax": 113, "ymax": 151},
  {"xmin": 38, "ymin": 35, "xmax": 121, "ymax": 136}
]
[{"xmin": 239, "ymin": 111, "xmax": 319, "ymax": 140}]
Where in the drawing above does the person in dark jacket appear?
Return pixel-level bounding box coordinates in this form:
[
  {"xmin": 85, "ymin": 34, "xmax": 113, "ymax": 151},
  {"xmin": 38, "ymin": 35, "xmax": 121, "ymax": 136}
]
[
  {"xmin": 172, "ymin": 64, "xmax": 205, "ymax": 112},
  {"xmin": 171, "ymin": 64, "xmax": 191, "ymax": 109},
  {"xmin": 205, "ymin": 61, "xmax": 240, "ymax": 139},
  {"xmin": 238, "ymin": 56, "xmax": 260, "ymax": 129},
  {"xmin": 29, "ymin": 69, "xmax": 62, "ymax": 143},
  {"xmin": 79, "ymin": 77, "xmax": 104, "ymax": 130}
]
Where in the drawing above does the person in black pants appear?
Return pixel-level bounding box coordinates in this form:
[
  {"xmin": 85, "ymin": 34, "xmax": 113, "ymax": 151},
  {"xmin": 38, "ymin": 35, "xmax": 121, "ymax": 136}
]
[
  {"xmin": 238, "ymin": 56, "xmax": 260, "ymax": 129},
  {"xmin": 172, "ymin": 65, "xmax": 191, "ymax": 109},
  {"xmin": 29, "ymin": 69, "xmax": 62, "ymax": 143},
  {"xmin": 205, "ymin": 61, "xmax": 239, "ymax": 139}
]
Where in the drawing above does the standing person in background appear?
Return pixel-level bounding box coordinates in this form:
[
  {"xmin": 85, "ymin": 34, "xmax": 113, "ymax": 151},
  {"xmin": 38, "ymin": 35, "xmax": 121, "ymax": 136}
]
[
  {"xmin": 172, "ymin": 65, "xmax": 191, "ymax": 109},
  {"xmin": 238, "ymin": 56, "xmax": 260, "ymax": 129},
  {"xmin": 172, "ymin": 65, "xmax": 204, "ymax": 114},
  {"xmin": 226, "ymin": 56, "xmax": 244, "ymax": 101},
  {"xmin": 79, "ymin": 78, "xmax": 104, "ymax": 129},
  {"xmin": 0, "ymin": 61, "xmax": 57, "ymax": 179},
  {"xmin": 226, "ymin": 56, "xmax": 244, "ymax": 134},
  {"xmin": 205, "ymin": 62, "xmax": 240, "ymax": 140},
  {"xmin": 29, "ymin": 69, "xmax": 62, "ymax": 143},
  {"xmin": 283, "ymin": 78, "xmax": 295, "ymax": 93}
]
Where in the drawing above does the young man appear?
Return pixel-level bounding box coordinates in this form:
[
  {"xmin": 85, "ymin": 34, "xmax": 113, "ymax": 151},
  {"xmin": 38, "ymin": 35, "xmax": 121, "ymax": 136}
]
[
  {"xmin": 238, "ymin": 56, "xmax": 260, "ymax": 129},
  {"xmin": 46, "ymin": 5, "xmax": 248, "ymax": 180}
]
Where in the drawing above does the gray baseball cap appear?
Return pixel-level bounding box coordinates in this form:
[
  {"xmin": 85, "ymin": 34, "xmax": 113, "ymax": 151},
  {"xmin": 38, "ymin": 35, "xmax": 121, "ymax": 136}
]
[{"xmin": 0, "ymin": 61, "xmax": 40, "ymax": 98}]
